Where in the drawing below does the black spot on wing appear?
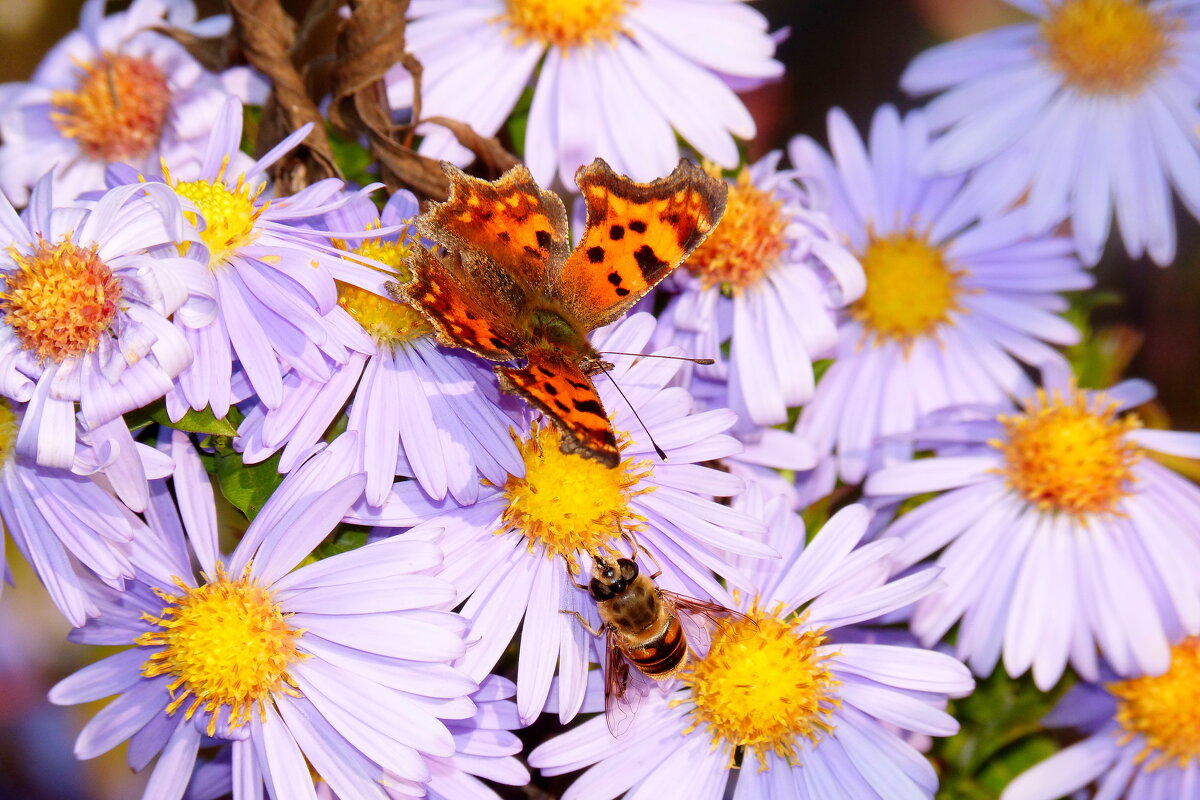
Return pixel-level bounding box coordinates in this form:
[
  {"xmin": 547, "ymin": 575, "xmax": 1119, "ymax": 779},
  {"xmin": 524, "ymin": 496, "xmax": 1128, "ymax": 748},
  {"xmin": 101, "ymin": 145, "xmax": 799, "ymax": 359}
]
[
  {"xmin": 615, "ymin": 287, "xmax": 630, "ymax": 296},
  {"xmin": 633, "ymin": 244, "xmax": 668, "ymax": 277},
  {"xmin": 523, "ymin": 245, "xmax": 539, "ymax": 257},
  {"xmin": 489, "ymin": 337, "xmax": 506, "ymax": 350},
  {"xmin": 609, "ymin": 224, "xmax": 625, "ymax": 240},
  {"xmin": 629, "ymin": 220, "xmax": 647, "ymax": 234},
  {"xmin": 607, "ymin": 272, "xmax": 622, "ymax": 286},
  {"xmin": 543, "ymin": 382, "xmax": 558, "ymax": 396},
  {"xmin": 573, "ymin": 399, "xmax": 605, "ymax": 416},
  {"xmin": 568, "ymin": 378, "xmax": 590, "ymax": 391},
  {"xmin": 588, "ymin": 246, "xmax": 605, "ymax": 263},
  {"xmin": 536, "ymin": 230, "xmax": 553, "ymax": 250},
  {"xmin": 537, "ymin": 365, "xmax": 555, "ymax": 378},
  {"xmin": 498, "ymin": 231, "xmax": 511, "ymax": 242},
  {"xmin": 555, "ymin": 399, "xmax": 570, "ymax": 413}
]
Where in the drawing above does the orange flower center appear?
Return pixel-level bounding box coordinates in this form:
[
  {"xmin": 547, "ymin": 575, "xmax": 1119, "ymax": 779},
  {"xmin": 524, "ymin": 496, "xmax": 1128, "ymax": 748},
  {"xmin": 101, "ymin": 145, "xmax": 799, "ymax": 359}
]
[
  {"xmin": 50, "ymin": 53, "xmax": 171, "ymax": 162},
  {"xmin": 1110, "ymin": 637, "xmax": 1200, "ymax": 769},
  {"xmin": 685, "ymin": 167, "xmax": 788, "ymax": 292},
  {"xmin": 2, "ymin": 237, "xmax": 123, "ymax": 363},
  {"xmin": 500, "ymin": 0, "xmax": 632, "ymax": 49},
  {"xmin": 1040, "ymin": 0, "xmax": 1174, "ymax": 95},
  {"xmin": 851, "ymin": 231, "xmax": 964, "ymax": 344}
]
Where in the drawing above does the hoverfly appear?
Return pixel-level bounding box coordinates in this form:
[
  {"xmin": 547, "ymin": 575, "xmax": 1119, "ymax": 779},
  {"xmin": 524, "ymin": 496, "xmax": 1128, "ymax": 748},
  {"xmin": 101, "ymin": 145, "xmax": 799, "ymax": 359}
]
[{"xmin": 565, "ymin": 543, "xmax": 751, "ymax": 736}]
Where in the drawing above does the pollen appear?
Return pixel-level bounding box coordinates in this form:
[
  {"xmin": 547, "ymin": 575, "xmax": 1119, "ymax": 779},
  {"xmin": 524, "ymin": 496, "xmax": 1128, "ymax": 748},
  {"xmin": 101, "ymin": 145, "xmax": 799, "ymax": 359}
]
[
  {"xmin": 994, "ymin": 386, "xmax": 1141, "ymax": 517},
  {"xmin": 171, "ymin": 162, "xmax": 266, "ymax": 268},
  {"xmin": 0, "ymin": 399, "xmax": 17, "ymax": 463},
  {"xmin": 499, "ymin": 421, "xmax": 651, "ymax": 568},
  {"xmin": 137, "ymin": 565, "xmax": 306, "ymax": 737},
  {"xmin": 680, "ymin": 602, "xmax": 839, "ymax": 770},
  {"xmin": 335, "ymin": 228, "xmax": 431, "ymax": 348},
  {"xmin": 851, "ymin": 230, "xmax": 964, "ymax": 345},
  {"xmin": 1041, "ymin": 0, "xmax": 1175, "ymax": 95},
  {"xmin": 685, "ymin": 167, "xmax": 788, "ymax": 293},
  {"xmin": 1110, "ymin": 637, "xmax": 1200, "ymax": 769},
  {"xmin": 50, "ymin": 53, "xmax": 170, "ymax": 162},
  {"xmin": 2, "ymin": 237, "xmax": 122, "ymax": 363},
  {"xmin": 500, "ymin": 0, "xmax": 631, "ymax": 49}
]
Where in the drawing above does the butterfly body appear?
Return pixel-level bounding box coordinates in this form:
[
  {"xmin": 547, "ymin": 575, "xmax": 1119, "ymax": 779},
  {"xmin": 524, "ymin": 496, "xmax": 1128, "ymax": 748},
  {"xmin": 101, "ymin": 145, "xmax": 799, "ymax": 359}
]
[{"xmin": 395, "ymin": 158, "xmax": 726, "ymax": 467}]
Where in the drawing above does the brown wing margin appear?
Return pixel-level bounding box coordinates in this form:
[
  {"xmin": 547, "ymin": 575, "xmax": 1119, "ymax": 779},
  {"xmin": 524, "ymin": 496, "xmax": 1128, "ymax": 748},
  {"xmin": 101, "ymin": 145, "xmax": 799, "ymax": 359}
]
[
  {"xmin": 557, "ymin": 158, "xmax": 728, "ymax": 330},
  {"xmin": 494, "ymin": 348, "xmax": 620, "ymax": 468},
  {"xmin": 417, "ymin": 162, "xmax": 571, "ymax": 295}
]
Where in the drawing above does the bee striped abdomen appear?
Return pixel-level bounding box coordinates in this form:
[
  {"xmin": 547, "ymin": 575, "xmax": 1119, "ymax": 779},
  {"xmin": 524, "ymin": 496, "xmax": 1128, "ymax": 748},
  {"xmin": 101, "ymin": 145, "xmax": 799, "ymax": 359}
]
[{"xmin": 624, "ymin": 615, "xmax": 687, "ymax": 677}]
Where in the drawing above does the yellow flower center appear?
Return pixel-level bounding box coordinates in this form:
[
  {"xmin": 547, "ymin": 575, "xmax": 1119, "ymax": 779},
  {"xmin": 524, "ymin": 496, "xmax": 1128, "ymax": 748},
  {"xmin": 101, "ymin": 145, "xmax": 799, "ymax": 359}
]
[
  {"xmin": 50, "ymin": 53, "xmax": 171, "ymax": 162},
  {"xmin": 2, "ymin": 237, "xmax": 123, "ymax": 363},
  {"xmin": 995, "ymin": 386, "xmax": 1141, "ymax": 517},
  {"xmin": 137, "ymin": 566, "xmax": 306, "ymax": 737},
  {"xmin": 1110, "ymin": 637, "xmax": 1200, "ymax": 769},
  {"xmin": 171, "ymin": 162, "xmax": 266, "ymax": 268},
  {"xmin": 680, "ymin": 603, "xmax": 839, "ymax": 770},
  {"xmin": 851, "ymin": 231, "xmax": 964, "ymax": 345},
  {"xmin": 334, "ymin": 229, "xmax": 431, "ymax": 348},
  {"xmin": 498, "ymin": 422, "xmax": 651, "ymax": 568},
  {"xmin": 0, "ymin": 399, "xmax": 17, "ymax": 464},
  {"xmin": 500, "ymin": 0, "xmax": 632, "ymax": 49},
  {"xmin": 1041, "ymin": 0, "xmax": 1174, "ymax": 95},
  {"xmin": 685, "ymin": 167, "xmax": 788, "ymax": 292}
]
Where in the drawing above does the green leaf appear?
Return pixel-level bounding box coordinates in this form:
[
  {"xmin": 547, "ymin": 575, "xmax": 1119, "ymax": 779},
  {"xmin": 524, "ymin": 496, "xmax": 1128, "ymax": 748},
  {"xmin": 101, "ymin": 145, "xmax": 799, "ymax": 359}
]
[
  {"xmin": 204, "ymin": 451, "xmax": 285, "ymax": 521},
  {"xmin": 150, "ymin": 405, "xmax": 239, "ymax": 437}
]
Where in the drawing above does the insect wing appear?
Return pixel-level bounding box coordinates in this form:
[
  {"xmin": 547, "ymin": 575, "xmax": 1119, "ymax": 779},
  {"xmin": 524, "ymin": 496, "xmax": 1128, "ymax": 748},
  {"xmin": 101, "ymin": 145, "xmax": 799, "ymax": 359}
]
[
  {"xmin": 662, "ymin": 591, "xmax": 755, "ymax": 660},
  {"xmin": 603, "ymin": 632, "xmax": 652, "ymax": 738}
]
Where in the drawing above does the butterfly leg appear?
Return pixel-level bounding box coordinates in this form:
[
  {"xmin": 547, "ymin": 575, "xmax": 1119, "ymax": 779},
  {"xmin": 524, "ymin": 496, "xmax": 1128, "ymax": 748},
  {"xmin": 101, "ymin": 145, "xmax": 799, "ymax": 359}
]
[
  {"xmin": 580, "ymin": 358, "xmax": 615, "ymax": 377},
  {"xmin": 559, "ymin": 610, "xmax": 604, "ymax": 637}
]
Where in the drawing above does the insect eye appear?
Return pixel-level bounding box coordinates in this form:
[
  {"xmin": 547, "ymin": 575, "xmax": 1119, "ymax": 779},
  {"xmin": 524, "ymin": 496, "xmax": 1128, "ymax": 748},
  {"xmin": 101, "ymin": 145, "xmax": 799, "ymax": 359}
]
[
  {"xmin": 617, "ymin": 558, "xmax": 639, "ymax": 581},
  {"xmin": 589, "ymin": 577, "xmax": 615, "ymax": 600}
]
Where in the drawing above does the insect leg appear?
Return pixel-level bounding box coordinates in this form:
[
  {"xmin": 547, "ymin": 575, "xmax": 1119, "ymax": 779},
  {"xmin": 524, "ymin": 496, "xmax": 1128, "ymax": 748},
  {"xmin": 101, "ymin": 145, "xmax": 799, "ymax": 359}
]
[{"xmin": 559, "ymin": 610, "xmax": 604, "ymax": 637}]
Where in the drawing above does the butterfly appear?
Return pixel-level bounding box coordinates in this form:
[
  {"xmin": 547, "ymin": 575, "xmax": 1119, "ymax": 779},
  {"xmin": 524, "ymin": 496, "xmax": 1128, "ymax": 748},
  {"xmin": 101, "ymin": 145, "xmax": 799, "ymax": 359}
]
[{"xmin": 391, "ymin": 158, "xmax": 727, "ymax": 468}]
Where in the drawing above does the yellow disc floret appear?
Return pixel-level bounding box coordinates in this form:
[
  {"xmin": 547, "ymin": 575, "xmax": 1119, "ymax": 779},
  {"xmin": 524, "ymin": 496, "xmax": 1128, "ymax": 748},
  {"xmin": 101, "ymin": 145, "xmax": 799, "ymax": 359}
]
[
  {"xmin": 852, "ymin": 231, "xmax": 964, "ymax": 345},
  {"xmin": 0, "ymin": 399, "xmax": 17, "ymax": 464},
  {"xmin": 500, "ymin": 0, "xmax": 632, "ymax": 49},
  {"xmin": 334, "ymin": 226, "xmax": 431, "ymax": 347},
  {"xmin": 1041, "ymin": 0, "xmax": 1174, "ymax": 95},
  {"xmin": 138, "ymin": 565, "xmax": 306, "ymax": 737},
  {"xmin": 995, "ymin": 386, "xmax": 1142, "ymax": 517},
  {"xmin": 499, "ymin": 422, "xmax": 651, "ymax": 567},
  {"xmin": 680, "ymin": 602, "xmax": 840, "ymax": 770},
  {"xmin": 1110, "ymin": 637, "xmax": 1200, "ymax": 769},
  {"xmin": 2, "ymin": 237, "xmax": 123, "ymax": 363},
  {"xmin": 50, "ymin": 53, "xmax": 171, "ymax": 162},
  {"xmin": 685, "ymin": 167, "xmax": 788, "ymax": 292},
  {"xmin": 171, "ymin": 160, "xmax": 266, "ymax": 268}
]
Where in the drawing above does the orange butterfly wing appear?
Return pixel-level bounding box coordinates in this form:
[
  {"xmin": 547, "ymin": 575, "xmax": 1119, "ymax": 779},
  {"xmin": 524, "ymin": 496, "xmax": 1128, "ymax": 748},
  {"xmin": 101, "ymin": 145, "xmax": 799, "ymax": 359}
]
[
  {"xmin": 495, "ymin": 349, "xmax": 620, "ymax": 467},
  {"xmin": 557, "ymin": 159, "xmax": 727, "ymax": 330},
  {"xmin": 417, "ymin": 163, "xmax": 570, "ymax": 294}
]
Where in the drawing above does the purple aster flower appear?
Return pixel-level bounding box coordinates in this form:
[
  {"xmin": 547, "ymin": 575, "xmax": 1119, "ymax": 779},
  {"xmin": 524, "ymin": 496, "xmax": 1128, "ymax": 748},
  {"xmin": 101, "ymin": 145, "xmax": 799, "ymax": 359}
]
[
  {"xmin": 1002, "ymin": 637, "xmax": 1200, "ymax": 800},
  {"xmin": 787, "ymin": 104, "xmax": 1093, "ymax": 488},
  {"xmin": 0, "ymin": 397, "xmax": 158, "ymax": 627},
  {"xmin": 390, "ymin": 0, "xmax": 782, "ymax": 187},
  {"xmin": 0, "ymin": 175, "xmax": 198, "ymax": 467},
  {"xmin": 865, "ymin": 378, "xmax": 1200, "ymax": 689},
  {"xmin": 350, "ymin": 313, "xmax": 776, "ymax": 726},
  {"xmin": 237, "ymin": 191, "xmax": 522, "ymax": 506},
  {"xmin": 0, "ymin": 0, "xmax": 241, "ymax": 206},
  {"xmin": 650, "ymin": 153, "xmax": 864, "ymax": 430},
  {"xmin": 529, "ymin": 488, "xmax": 975, "ymax": 799},
  {"xmin": 902, "ymin": 0, "xmax": 1200, "ymax": 266},
  {"xmin": 49, "ymin": 432, "xmax": 487, "ymax": 800},
  {"xmin": 106, "ymin": 97, "xmax": 382, "ymax": 421}
]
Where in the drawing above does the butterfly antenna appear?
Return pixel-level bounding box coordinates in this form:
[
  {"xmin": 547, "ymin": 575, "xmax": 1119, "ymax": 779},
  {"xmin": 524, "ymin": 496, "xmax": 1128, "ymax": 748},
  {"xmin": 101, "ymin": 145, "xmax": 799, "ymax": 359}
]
[
  {"xmin": 600, "ymin": 351, "xmax": 715, "ymax": 366},
  {"xmin": 592, "ymin": 361, "xmax": 669, "ymax": 462}
]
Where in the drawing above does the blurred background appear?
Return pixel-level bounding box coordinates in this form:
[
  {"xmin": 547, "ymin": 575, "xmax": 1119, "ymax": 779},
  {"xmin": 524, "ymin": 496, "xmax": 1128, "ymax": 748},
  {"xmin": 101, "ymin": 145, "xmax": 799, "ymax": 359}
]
[{"xmin": 1, "ymin": 1, "xmax": 1197, "ymax": 797}]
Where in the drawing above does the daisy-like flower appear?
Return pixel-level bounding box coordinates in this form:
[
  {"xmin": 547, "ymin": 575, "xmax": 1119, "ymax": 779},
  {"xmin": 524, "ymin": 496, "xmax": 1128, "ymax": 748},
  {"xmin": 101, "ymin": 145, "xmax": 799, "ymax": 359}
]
[
  {"xmin": 865, "ymin": 378, "xmax": 1200, "ymax": 689},
  {"xmin": 237, "ymin": 191, "xmax": 522, "ymax": 506},
  {"xmin": 651, "ymin": 153, "xmax": 864, "ymax": 430},
  {"xmin": 0, "ymin": 0, "xmax": 239, "ymax": 206},
  {"xmin": 529, "ymin": 490, "xmax": 975, "ymax": 799},
  {"xmin": 0, "ymin": 397, "xmax": 156, "ymax": 627},
  {"xmin": 392, "ymin": 0, "xmax": 782, "ymax": 188},
  {"xmin": 0, "ymin": 175, "xmax": 198, "ymax": 467},
  {"xmin": 49, "ymin": 432, "xmax": 489, "ymax": 800},
  {"xmin": 1003, "ymin": 637, "xmax": 1200, "ymax": 800},
  {"xmin": 788, "ymin": 104, "xmax": 1092, "ymax": 487},
  {"xmin": 109, "ymin": 98, "xmax": 381, "ymax": 420},
  {"xmin": 902, "ymin": 0, "xmax": 1200, "ymax": 265},
  {"xmin": 352, "ymin": 313, "xmax": 775, "ymax": 726}
]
